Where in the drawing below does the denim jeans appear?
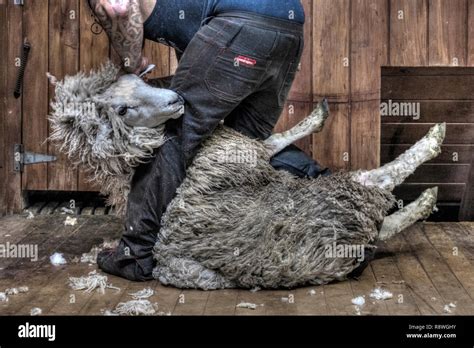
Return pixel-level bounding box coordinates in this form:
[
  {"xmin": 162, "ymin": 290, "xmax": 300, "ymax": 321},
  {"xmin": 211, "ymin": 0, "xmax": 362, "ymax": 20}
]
[{"xmin": 100, "ymin": 13, "xmax": 330, "ymax": 280}]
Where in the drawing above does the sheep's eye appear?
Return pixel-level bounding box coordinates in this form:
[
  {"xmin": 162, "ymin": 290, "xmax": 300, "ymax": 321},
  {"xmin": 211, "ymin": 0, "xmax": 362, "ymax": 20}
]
[{"xmin": 118, "ymin": 106, "xmax": 128, "ymax": 116}]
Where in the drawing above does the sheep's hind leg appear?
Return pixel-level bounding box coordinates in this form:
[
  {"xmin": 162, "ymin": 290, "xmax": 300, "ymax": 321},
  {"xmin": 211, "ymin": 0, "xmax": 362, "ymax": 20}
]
[
  {"xmin": 352, "ymin": 123, "xmax": 446, "ymax": 191},
  {"xmin": 265, "ymin": 99, "xmax": 330, "ymax": 156},
  {"xmin": 379, "ymin": 187, "xmax": 438, "ymax": 241}
]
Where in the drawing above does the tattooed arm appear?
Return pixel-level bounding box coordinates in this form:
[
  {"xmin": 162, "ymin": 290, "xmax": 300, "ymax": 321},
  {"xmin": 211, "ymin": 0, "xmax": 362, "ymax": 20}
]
[{"xmin": 89, "ymin": 0, "xmax": 148, "ymax": 74}]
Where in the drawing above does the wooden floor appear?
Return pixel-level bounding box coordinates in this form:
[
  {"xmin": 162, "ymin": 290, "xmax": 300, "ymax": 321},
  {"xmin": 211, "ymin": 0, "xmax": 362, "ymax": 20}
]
[{"xmin": 0, "ymin": 214, "xmax": 473, "ymax": 316}]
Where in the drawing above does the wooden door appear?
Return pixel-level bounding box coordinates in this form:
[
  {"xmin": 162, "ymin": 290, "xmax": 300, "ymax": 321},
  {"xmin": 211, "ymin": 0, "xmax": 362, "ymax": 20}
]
[{"xmin": 18, "ymin": 0, "xmax": 174, "ymax": 193}]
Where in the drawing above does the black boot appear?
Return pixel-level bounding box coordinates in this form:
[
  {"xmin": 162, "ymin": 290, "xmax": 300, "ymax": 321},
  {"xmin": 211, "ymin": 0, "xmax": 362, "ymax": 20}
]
[
  {"xmin": 270, "ymin": 144, "xmax": 331, "ymax": 178},
  {"xmin": 97, "ymin": 120, "xmax": 186, "ymax": 281},
  {"xmin": 97, "ymin": 240, "xmax": 155, "ymax": 282},
  {"xmin": 347, "ymin": 247, "xmax": 376, "ymax": 279},
  {"xmin": 97, "ymin": 219, "xmax": 159, "ymax": 281}
]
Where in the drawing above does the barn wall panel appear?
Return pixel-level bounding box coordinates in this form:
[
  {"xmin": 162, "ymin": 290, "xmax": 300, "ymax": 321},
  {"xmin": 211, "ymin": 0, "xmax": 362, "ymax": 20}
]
[{"xmin": 47, "ymin": 0, "xmax": 79, "ymax": 191}]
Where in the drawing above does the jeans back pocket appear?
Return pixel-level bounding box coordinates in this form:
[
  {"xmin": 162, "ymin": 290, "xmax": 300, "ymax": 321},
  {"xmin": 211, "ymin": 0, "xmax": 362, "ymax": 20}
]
[
  {"xmin": 205, "ymin": 47, "xmax": 271, "ymax": 103},
  {"xmin": 229, "ymin": 25, "xmax": 278, "ymax": 59}
]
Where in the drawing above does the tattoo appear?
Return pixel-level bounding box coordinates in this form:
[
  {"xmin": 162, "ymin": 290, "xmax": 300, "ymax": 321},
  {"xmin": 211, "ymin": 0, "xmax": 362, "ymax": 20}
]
[{"xmin": 90, "ymin": 0, "xmax": 144, "ymax": 73}]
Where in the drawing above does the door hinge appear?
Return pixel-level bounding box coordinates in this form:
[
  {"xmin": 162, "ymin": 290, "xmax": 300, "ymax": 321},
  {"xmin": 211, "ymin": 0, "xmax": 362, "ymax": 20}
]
[
  {"xmin": 14, "ymin": 144, "xmax": 57, "ymax": 172},
  {"xmin": 13, "ymin": 0, "xmax": 24, "ymax": 5}
]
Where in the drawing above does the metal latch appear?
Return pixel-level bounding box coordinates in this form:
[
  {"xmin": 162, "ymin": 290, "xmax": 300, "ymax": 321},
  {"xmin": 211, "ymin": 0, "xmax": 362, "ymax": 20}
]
[
  {"xmin": 13, "ymin": 0, "xmax": 24, "ymax": 6},
  {"xmin": 14, "ymin": 144, "xmax": 57, "ymax": 172}
]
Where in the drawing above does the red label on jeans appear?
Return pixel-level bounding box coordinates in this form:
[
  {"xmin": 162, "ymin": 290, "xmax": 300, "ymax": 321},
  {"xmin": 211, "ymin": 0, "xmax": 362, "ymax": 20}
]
[{"xmin": 235, "ymin": 55, "xmax": 257, "ymax": 66}]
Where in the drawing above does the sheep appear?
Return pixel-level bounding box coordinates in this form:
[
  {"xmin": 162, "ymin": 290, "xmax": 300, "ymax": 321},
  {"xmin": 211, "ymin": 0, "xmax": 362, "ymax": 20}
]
[{"xmin": 47, "ymin": 62, "xmax": 445, "ymax": 289}]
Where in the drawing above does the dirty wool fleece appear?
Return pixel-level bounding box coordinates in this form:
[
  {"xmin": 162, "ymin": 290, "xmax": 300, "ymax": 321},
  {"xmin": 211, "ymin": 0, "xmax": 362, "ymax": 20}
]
[
  {"xmin": 154, "ymin": 126, "xmax": 395, "ymax": 289},
  {"xmin": 48, "ymin": 63, "xmax": 395, "ymax": 290}
]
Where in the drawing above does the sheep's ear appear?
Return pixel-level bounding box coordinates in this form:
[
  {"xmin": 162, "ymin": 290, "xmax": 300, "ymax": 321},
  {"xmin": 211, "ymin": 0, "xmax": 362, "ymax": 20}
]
[{"xmin": 46, "ymin": 72, "xmax": 58, "ymax": 86}]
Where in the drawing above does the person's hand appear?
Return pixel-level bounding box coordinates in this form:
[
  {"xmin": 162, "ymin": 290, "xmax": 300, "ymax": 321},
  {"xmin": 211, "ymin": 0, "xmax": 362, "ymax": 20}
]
[
  {"xmin": 122, "ymin": 56, "xmax": 148, "ymax": 75},
  {"xmin": 91, "ymin": 0, "xmax": 146, "ymax": 76},
  {"xmin": 135, "ymin": 56, "xmax": 150, "ymax": 76},
  {"xmin": 97, "ymin": 0, "xmax": 131, "ymax": 18}
]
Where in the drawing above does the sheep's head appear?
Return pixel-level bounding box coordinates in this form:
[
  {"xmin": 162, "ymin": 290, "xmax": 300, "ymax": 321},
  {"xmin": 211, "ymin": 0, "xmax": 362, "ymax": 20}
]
[
  {"xmin": 47, "ymin": 62, "xmax": 179, "ymax": 214},
  {"xmin": 94, "ymin": 73, "xmax": 184, "ymax": 128}
]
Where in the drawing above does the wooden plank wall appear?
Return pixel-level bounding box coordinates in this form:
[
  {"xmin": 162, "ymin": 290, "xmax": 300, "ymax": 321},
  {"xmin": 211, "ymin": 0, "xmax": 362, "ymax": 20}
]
[
  {"xmin": 311, "ymin": 0, "xmax": 351, "ymax": 170},
  {"xmin": 278, "ymin": 0, "xmax": 473, "ymax": 173},
  {"xmin": 0, "ymin": 0, "xmax": 174, "ymax": 215},
  {"xmin": 1, "ymin": 0, "xmax": 473, "ymax": 215},
  {"xmin": 10, "ymin": 0, "xmax": 170, "ymax": 196},
  {"xmin": 381, "ymin": 67, "xmax": 474, "ymax": 220},
  {"xmin": 1, "ymin": 1, "xmax": 24, "ymax": 215},
  {"xmin": 22, "ymin": 1, "xmax": 49, "ymax": 191},
  {"xmin": 48, "ymin": 0, "xmax": 79, "ymax": 191},
  {"xmin": 460, "ymin": 151, "xmax": 474, "ymax": 220},
  {"xmin": 279, "ymin": 0, "xmax": 473, "ymax": 221},
  {"xmin": 0, "ymin": 0, "xmax": 6, "ymax": 216}
]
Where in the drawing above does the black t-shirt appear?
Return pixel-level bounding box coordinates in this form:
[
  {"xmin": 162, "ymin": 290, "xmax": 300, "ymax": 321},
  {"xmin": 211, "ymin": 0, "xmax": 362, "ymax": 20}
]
[{"xmin": 143, "ymin": 0, "xmax": 305, "ymax": 53}]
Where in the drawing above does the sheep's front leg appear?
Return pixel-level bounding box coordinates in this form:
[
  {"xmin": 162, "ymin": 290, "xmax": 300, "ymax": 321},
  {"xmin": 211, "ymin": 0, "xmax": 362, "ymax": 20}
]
[
  {"xmin": 379, "ymin": 187, "xmax": 438, "ymax": 241},
  {"xmin": 352, "ymin": 123, "xmax": 446, "ymax": 191},
  {"xmin": 265, "ymin": 99, "xmax": 330, "ymax": 156}
]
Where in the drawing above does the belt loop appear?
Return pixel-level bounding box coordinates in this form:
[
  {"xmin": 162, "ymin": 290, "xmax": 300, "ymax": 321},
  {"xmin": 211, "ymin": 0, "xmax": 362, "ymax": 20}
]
[{"xmin": 201, "ymin": 15, "xmax": 214, "ymax": 27}]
